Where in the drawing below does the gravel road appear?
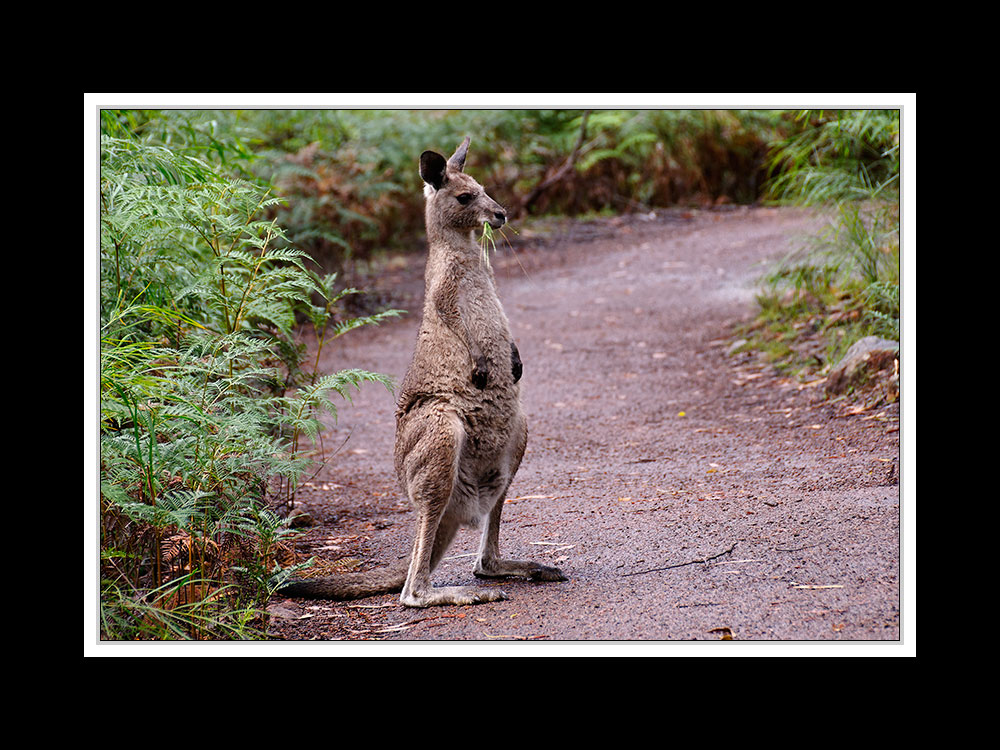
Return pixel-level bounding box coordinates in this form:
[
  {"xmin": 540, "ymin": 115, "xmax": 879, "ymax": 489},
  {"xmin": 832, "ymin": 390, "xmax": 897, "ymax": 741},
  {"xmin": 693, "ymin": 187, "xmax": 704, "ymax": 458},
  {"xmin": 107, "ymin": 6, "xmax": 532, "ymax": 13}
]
[{"xmin": 268, "ymin": 206, "xmax": 905, "ymax": 651}]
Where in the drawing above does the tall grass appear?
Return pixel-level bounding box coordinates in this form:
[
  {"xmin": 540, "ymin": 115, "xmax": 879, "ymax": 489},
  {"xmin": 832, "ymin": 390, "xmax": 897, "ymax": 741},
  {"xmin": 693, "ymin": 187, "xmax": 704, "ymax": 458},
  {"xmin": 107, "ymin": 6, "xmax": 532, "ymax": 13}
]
[
  {"xmin": 748, "ymin": 110, "xmax": 901, "ymax": 373},
  {"xmin": 99, "ymin": 119, "xmax": 400, "ymax": 639}
]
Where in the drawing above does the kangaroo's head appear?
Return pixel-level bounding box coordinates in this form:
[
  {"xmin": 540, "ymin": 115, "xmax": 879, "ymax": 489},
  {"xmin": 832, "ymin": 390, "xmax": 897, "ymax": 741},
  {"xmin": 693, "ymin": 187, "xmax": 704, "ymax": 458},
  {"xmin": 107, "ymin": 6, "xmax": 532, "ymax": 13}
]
[{"xmin": 420, "ymin": 137, "xmax": 507, "ymax": 235}]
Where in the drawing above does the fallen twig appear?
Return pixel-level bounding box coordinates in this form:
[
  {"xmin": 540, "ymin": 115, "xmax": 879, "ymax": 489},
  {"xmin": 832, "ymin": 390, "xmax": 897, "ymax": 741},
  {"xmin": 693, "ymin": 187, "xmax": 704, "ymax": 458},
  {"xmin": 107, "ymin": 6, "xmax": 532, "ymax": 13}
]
[
  {"xmin": 621, "ymin": 542, "xmax": 737, "ymax": 577},
  {"xmin": 775, "ymin": 543, "xmax": 821, "ymax": 553},
  {"xmin": 791, "ymin": 584, "xmax": 844, "ymax": 590}
]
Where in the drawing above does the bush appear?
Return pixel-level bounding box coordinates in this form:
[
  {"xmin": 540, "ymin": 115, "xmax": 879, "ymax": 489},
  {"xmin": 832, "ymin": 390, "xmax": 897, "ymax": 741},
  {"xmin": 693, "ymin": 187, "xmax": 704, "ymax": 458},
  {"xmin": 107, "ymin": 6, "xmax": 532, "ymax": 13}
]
[
  {"xmin": 133, "ymin": 109, "xmax": 789, "ymax": 274},
  {"xmin": 746, "ymin": 109, "xmax": 901, "ymax": 376},
  {"xmin": 99, "ymin": 120, "xmax": 399, "ymax": 639}
]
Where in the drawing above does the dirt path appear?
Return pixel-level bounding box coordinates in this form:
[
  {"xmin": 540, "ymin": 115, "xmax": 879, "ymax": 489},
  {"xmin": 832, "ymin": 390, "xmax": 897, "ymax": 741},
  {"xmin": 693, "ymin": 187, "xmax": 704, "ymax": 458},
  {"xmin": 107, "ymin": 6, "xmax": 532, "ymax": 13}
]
[{"xmin": 268, "ymin": 206, "xmax": 903, "ymax": 646}]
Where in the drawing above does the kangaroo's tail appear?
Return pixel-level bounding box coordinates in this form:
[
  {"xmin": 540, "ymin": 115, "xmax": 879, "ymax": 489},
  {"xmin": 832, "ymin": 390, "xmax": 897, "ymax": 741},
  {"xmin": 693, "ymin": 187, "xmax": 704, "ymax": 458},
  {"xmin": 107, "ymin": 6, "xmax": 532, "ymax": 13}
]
[{"xmin": 277, "ymin": 561, "xmax": 409, "ymax": 600}]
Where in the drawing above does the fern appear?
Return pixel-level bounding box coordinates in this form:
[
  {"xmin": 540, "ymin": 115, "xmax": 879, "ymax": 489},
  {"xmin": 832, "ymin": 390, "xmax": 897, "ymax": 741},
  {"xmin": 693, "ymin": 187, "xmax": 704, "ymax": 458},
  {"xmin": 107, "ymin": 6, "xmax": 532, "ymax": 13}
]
[{"xmin": 99, "ymin": 118, "xmax": 398, "ymax": 640}]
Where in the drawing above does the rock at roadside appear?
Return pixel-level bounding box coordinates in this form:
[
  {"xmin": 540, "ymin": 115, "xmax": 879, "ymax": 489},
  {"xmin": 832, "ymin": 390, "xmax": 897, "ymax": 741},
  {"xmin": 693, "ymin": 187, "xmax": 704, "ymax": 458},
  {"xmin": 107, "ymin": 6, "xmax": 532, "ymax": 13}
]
[{"xmin": 825, "ymin": 335, "xmax": 899, "ymax": 396}]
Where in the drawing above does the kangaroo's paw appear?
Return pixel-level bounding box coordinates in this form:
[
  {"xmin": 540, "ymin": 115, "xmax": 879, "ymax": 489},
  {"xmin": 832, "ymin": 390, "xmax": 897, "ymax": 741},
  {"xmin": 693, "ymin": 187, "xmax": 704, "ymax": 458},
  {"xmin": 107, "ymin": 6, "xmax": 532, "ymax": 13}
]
[
  {"xmin": 401, "ymin": 585, "xmax": 508, "ymax": 608},
  {"xmin": 475, "ymin": 559, "xmax": 568, "ymax": 582}
]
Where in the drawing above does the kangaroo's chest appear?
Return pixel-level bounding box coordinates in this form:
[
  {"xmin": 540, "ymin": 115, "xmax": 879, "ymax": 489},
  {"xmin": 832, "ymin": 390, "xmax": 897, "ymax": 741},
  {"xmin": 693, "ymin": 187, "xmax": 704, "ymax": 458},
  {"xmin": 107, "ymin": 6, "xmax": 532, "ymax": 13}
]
[{"xmin": 456, "ymin": 275, "xmax": 509, "ymax": 335}]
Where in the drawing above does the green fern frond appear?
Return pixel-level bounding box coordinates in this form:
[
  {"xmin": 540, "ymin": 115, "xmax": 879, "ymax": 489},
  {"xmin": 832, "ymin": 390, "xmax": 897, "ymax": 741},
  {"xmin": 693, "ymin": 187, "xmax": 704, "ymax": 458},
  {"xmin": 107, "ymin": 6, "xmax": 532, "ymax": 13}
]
[
  {"xmin": 100, "ymin": 114, "xmax": 410, "ymax": 639},
  {"xmin": 329, "ymin": 308, "xmax": 405, "ymax": 340}
]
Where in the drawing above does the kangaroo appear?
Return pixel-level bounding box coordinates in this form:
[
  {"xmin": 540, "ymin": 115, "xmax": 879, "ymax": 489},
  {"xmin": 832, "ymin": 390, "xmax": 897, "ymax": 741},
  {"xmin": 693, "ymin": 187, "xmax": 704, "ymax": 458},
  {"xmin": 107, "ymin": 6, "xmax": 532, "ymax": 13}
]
[{"xmin": 279, "ymin": 137, "xmax": 566, "ymax": 607}]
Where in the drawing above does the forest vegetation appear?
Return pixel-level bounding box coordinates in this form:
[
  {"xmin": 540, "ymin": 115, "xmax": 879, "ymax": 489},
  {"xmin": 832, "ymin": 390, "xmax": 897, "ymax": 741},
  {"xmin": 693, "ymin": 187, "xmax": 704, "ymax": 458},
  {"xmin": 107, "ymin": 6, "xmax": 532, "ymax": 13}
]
[{"xmin": 96, "ymin": 107, "xmax": 901, "ymax": 639}]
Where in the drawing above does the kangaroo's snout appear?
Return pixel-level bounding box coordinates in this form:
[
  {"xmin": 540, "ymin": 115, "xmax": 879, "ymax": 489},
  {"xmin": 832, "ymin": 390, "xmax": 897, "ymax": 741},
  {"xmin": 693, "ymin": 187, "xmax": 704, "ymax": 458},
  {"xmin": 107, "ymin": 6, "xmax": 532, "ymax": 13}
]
[{"xmin": 491, "ymin": 210, "xmax": 507, "ymax": 229}]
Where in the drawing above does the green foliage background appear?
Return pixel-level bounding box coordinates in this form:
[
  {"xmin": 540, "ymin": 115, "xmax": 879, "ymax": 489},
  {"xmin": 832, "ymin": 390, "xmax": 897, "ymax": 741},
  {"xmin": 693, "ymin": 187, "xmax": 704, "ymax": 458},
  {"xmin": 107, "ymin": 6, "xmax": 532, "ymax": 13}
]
[{"xmin": 109, "ymin": 109, "xmax": 792, "ymax": 272}]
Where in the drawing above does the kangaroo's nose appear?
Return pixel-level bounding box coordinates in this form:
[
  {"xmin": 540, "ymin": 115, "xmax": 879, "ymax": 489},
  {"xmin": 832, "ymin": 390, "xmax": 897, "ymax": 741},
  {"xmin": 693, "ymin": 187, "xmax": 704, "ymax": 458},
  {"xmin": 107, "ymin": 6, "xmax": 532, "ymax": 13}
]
[{"xmin": 494, "ymin": 211, "xmax": 507, "ymax": 226}]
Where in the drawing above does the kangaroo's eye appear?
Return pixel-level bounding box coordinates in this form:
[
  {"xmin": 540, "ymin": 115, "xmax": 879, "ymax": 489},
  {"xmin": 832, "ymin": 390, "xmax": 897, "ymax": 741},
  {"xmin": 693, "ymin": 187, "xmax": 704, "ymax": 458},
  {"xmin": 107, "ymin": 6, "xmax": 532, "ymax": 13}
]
[{"xmin": 456, "ymin": 193, "xmax": 475, "ymax": 206}]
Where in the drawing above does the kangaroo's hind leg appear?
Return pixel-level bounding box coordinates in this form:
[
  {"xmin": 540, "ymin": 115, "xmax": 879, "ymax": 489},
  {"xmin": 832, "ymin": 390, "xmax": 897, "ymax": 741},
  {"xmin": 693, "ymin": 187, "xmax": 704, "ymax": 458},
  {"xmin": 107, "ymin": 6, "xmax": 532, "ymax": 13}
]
[
  {"xmin": 473, "ymin": 413, "xmax": 568, "ymax": 583},
  {"xmin": 396, "ymin": 405, "xmax": 508, "ymax": 608}
]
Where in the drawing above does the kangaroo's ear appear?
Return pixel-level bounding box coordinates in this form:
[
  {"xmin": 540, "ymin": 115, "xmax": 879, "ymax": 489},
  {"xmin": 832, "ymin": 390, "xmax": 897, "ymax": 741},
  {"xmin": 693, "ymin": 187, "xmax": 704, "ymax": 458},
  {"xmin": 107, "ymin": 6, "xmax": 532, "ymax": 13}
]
[
  {"xmin": 447, "ymin": 136, "xmax": 470, "ymax": 172},
  {"xmin": 419, "ymin": 150, "xmax": 448, "ymax": 190}
]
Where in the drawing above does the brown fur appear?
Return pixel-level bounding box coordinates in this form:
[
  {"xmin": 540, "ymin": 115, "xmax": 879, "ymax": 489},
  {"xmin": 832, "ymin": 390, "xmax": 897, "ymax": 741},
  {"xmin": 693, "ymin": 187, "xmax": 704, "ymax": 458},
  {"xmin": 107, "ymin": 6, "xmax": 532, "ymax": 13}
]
[{"xmin": 278, "ymin": 138, "xmax": 566, "ymax": 607}]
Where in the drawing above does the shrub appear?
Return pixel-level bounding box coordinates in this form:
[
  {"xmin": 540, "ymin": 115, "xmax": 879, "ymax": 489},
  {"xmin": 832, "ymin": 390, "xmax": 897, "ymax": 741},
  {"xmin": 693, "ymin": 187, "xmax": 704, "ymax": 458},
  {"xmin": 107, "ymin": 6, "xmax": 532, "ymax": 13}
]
[
  {"xmin": 99, "ymin": 122, "xmax": 399, "ymax": 639},
  {"xmin": 747, "ymin": 110, "xmax": 901, "ymax": 375},
  {"xmin": 147, "ymin": 109, "xmax": 788, "ymax": 272}
]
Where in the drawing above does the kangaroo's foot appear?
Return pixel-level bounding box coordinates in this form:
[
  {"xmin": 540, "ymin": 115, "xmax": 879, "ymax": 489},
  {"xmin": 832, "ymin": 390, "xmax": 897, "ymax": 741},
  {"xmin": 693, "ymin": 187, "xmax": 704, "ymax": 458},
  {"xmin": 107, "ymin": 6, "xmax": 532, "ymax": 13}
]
[
  {"xmin": 474, "ymin": 559, "xmax": 568, "ymax": 582},
  {"xmin": 400, "ymin": 584, "xmax": 508, "ymax": 608}
]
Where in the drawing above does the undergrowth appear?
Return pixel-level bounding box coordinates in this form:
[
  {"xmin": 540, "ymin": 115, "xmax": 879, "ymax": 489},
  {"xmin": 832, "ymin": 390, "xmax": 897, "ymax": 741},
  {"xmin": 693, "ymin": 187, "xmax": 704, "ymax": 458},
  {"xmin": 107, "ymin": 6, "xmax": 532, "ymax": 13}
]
[
  {"xmin": 742, "ymin": 109, "xmax": 900, "ymax": 378},
  {"xmin": 99, "ymin": 120, "xmax": 401, "ymax": 640},
  {"xmin": 129, "ymin": 109, "xmax": 789, "ymax": 274}
]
